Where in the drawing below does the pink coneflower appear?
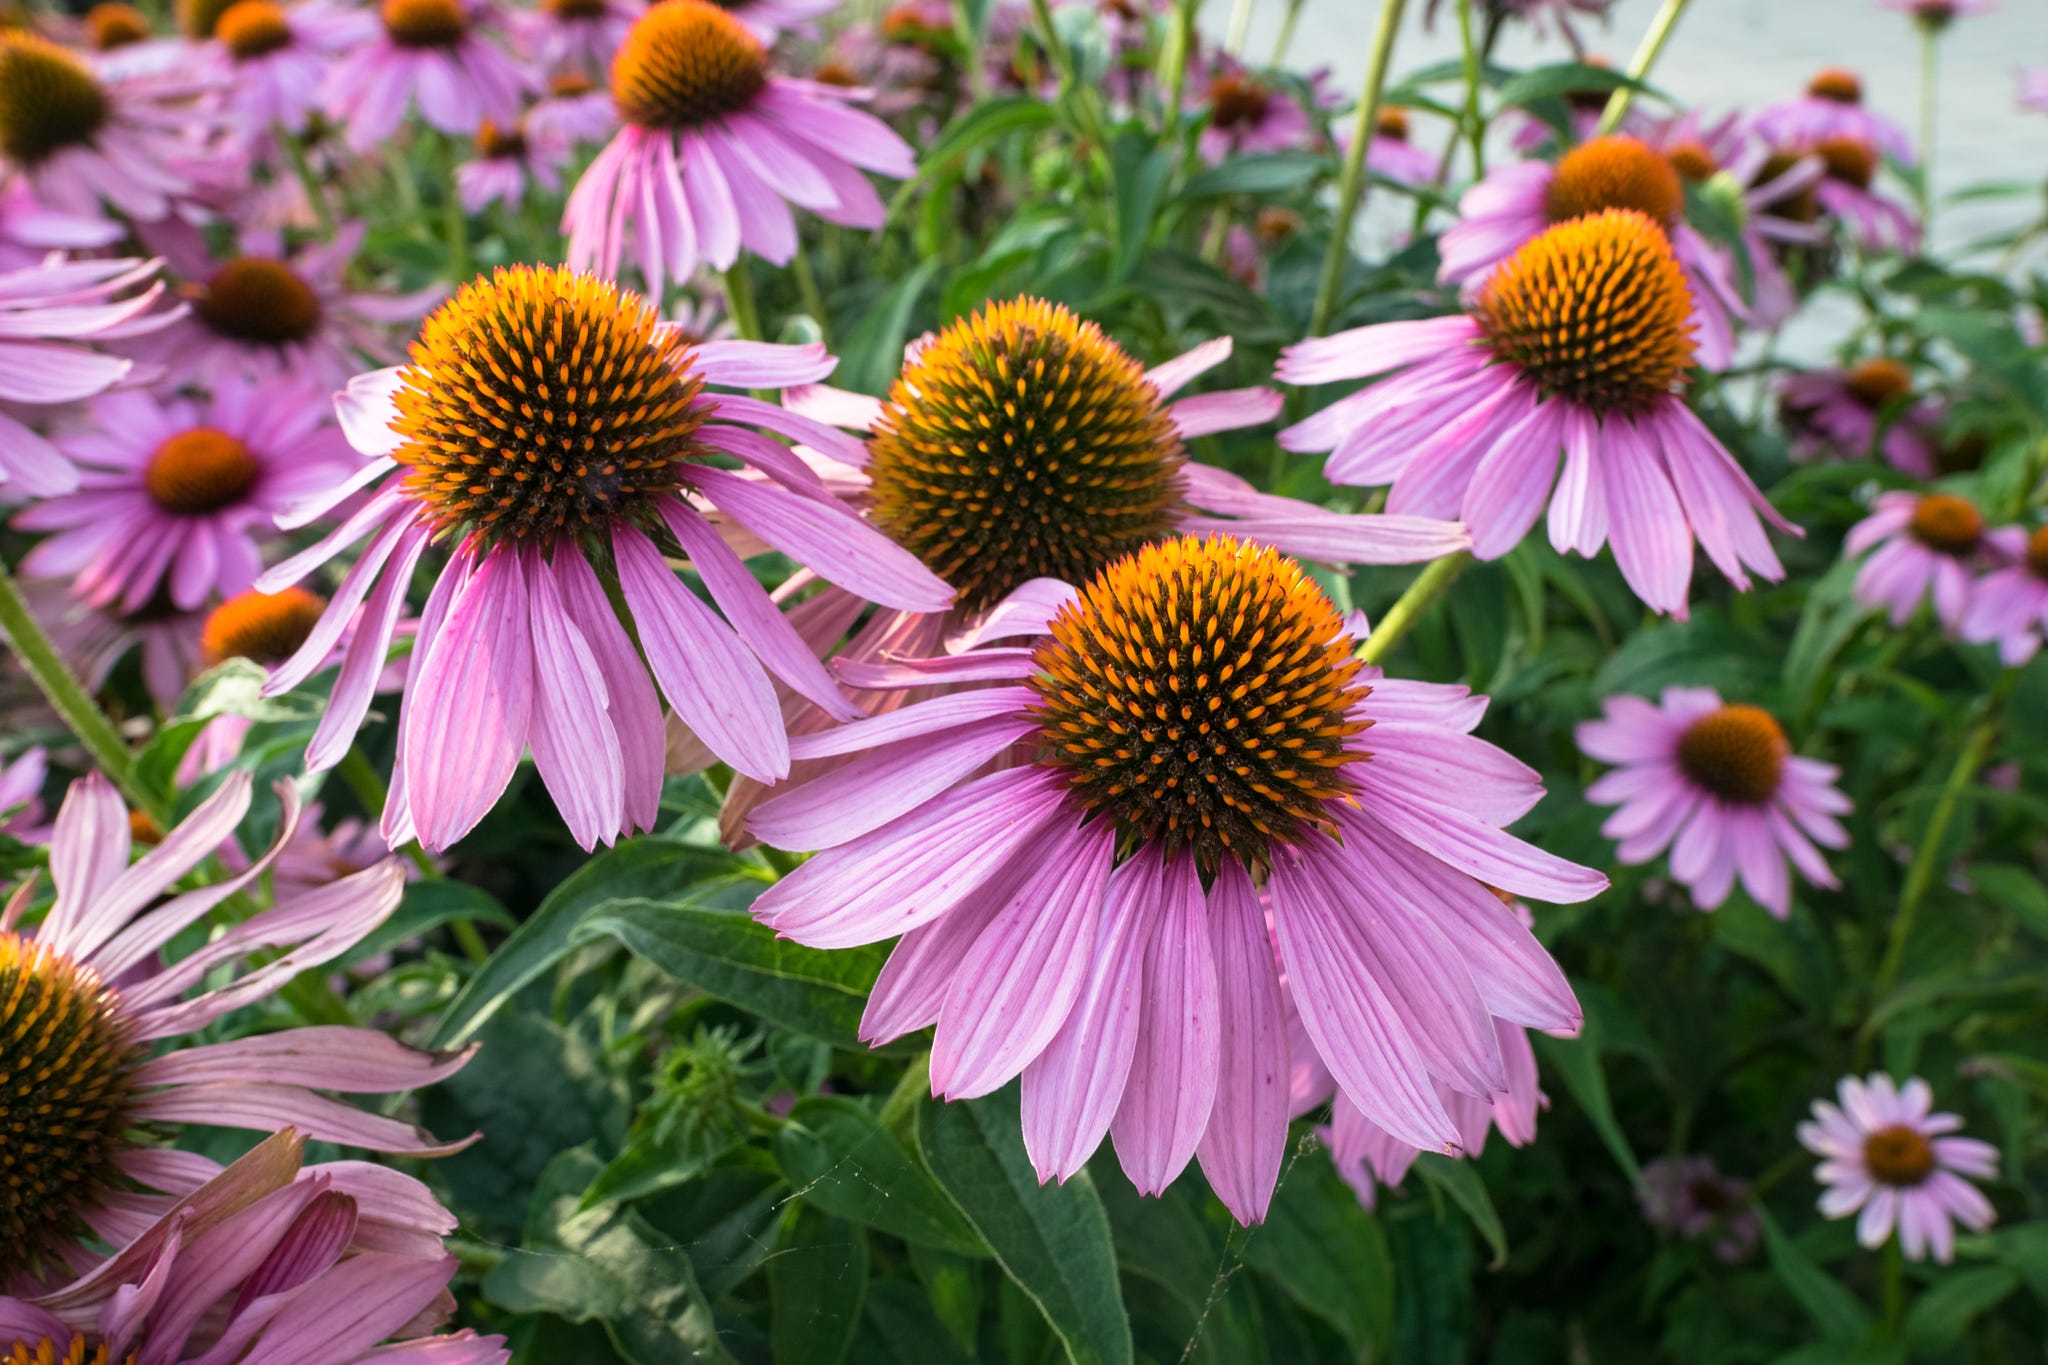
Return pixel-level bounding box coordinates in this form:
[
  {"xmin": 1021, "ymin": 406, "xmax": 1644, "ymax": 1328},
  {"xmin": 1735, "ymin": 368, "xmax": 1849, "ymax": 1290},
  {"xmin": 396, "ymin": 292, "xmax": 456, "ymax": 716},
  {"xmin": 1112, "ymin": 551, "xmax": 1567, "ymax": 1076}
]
[
  {"xmin": 1280, "ymin": 209, "xmax": 1797, "ymax": 617},
  {"xmin": 0, "ymin": 32, "xmax": 227, "ymax": 222},
  {"xmin": 715, "ymin": 0, "xmax": 839, "ymax": 43},
  {"xmin": 14, "ymin": 376, "xmax": 354, "ymax": 614},
  {"xmin": 515, "ymin": 0, "xmax": 638, "ymax": 78},
  {"xmin": 457, "ymin": 117, "xmax": 567, "ymax": 212},
  {"xmin": 260, "ymin": 263, "xmax": 949, "ymax": 853},
  {"xmin": 527, "ymin": 67, "xmax": 619, "ymax": 143},
  {"xmin": 127, "ymin": 219, "xmax": 444, "ymax": 390},
  {"xmin": 1778, "ymin": 358, "xmax": 1939, "ymax": 475},
  {"xmin": 0, "ymin": 747, "xmax": 48, "ymax": 839},
  {"xmin": 745, "ymin": 534, "xmax": 1600, "ymax": 1224},
  {"xmin": 322, "ymin": 0, "xmax": 532, "ymax": 151},
  {"xmin": 1578, "ymin": 688, "xmax": 1850, "ymax": 915},
  {"xmin": 0, "ymin": 178, "xmax": 121, "ymax": 272},
  {"xmin": 20, "ymin": 575, "xmax": 209, "ymax": 706},
  {"xmin": 0, "ymin": 771, "xmax": 472, "ymax": 1289},
  {"xmin": 700, "ymin": 296, "xmax": 1472, "ymax": 843},
  {"xmin": 1359, "ymin": 105, "xmax": 1437, "ymax": 186},
  {"xmin": 2022, "ymin": 69, "xmax": 2048, "ymax": 114},
  {"xmin": 1437, "ymin": 135, "xmax": 1749, "ymax": 369},
  {"xmin": 1305, "ymin": 1011, "xmax": 1547, "ymax": 1209},
  {"xmin": 1637, "ymin": 1154, "xmax": 1761, "ymax": 1262},
  {"xmin": 1880, "ymin": 0, "xmax": 1995, "ymax": 29},
  {"xmin": 563, "ymin": 0, "xmax": 914, "ymax": 299},
  {"xmin": 1642, "ymin": 111, "xmax": 1816, "ymax": 329},
  {"xmin": 1961, "ymin": 524, "xmax": 2048, "ymax": 665},
  {"xmin": 1197, "ymin": 62, "xmax": 1317, "ymax": 166},
  {"xmin": 1847, "ymin": 490, "xmax": 1992, "ymax": 630},
  {"xmin": 1807, "ymin": 135, "xmax": 1918, "ymax": 254},
  {"xmin": 1755, "ymin": 69, "xmax": 1913, "ymax": 164},
  {"xmin": 1799, "ymin": 1073, "xmax": 1997, "ymax": 1263},
  {"xmin": 0, "ymin": 256, "xmax": 171, "ymax": 500},
  {"xmin": 206, "ymin": 0, "xmax": 363, "ymax": 140},
  {"xmin": 0, "ymin": 1130, "xmax": 506, "ymax": 1360}
]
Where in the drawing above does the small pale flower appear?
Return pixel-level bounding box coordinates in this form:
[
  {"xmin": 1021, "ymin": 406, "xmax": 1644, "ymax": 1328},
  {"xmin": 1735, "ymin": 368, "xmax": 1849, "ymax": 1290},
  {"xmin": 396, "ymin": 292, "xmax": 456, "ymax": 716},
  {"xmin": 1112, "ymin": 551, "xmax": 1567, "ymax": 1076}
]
[
  {"xmin": 1753, "ymin": 68, "xmax": 1913, "ymax": 165},
  {"xmin": 1846, "ymin": 490, "xmax": 1991, "ymax": 630},
  {"xmin": 456, "ymin": 116, "xmax": 566, "ymax": 213},
  {"xmin": 1637, "ymin": 1154, "xmax": 1761, "ymax": 1262},
  {"xmin": 1799, "ymin": 1074, "xmax": 1997, "ymax": 1263},
  {"xmin": 1779, "ymin": 358, "xmax": 1940, "ymax": 476},
  {"xmin": 321, "ymin": 0, "xmax": 534, "ymax": 151},
  {"xmin": 1960, "ymin": 523, "xmax": 2048, "ymax": 665}
]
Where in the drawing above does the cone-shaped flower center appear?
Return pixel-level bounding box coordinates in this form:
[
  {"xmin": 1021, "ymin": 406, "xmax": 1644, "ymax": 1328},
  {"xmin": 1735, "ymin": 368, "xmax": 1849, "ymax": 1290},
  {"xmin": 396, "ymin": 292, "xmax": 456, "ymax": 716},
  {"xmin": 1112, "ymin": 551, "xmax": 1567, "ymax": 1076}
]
[
  {"xmin": 127, "ymin": 809, "xmax": 162, "ymax": 844},
  {"xmin": 1938, "ymin": 432, "xmax": 1986, "ymax": 476},
  {"xmin": 1845, "ymin": 357, "xmax": 1911, "ymax": 410},
  {"xmin": 0, "ymin": 934, "xmax": 137, "ymax": 1280},
  {"xmin": 1665, "ymin": 138, "xmax": 1718, "ymax": 183},
  {"xmin": 476, "ymin": 117, "xmax": 526, "ymax": 159},
  {"xmin": 1676, "ymin": 704, "xmax": 1786, "ymax": 805},
  {"xmin": 866, "ymin": 296, "xmax": 1186, "ymax": 614},
  {"xmin": 381, "ymin": 0, "xmax": 466, "ymax": 47},
  {"xmin": 2025, "ymin": 526, "xmax": 2048, "ymax": 581},
  {"xmin": 1029, "ymin": 534, "xmax": 1371, "ymax": 875},
  {"xmin": 176, "ymin": 0, "xmax": 238, "ymax": 39},
  {"xmin": 1862, "ymin": 1123, "xmax": 1936, "ymax": 1186},
  {"xmin": 4, "ymin": 1335, "xmax": 126, "ymax": 1365},
  {"xmin": 0, "ymin": 35, "xmax": 110, "ymax": 166},
  {"xmin": 611, "ymin": 0, "xmax": 768, "ymax": 130},
  {"xmin": 84, "ymin": 2, "xmax": 152, "ymax": 49},
  {"xmin": 145, "ymin": 429, "xmax": 260, "ymax": 515},
  {"xmin": 547, "ymin": 0, "xmax": 609, "ymax": 17},
  {"xmin": 1808, "ymin": 67, "xmax": 1864, "ymax": 104},
  {"xmin": 1473, "ymin": 208, "xmax": 1697, "ymax": 414},
  {"xmin": 1907, "ymin": 492, "xmax": 1982, "ymax": 555},
  {"xmin": 390, "ymin": 264, "xmax": 707, "ymax": 545},
  {"xmin": 1544, "ymin": 136, "xmax": 1686, "ymax": 229},
  {"xmin": 1208, "ymin": 73, "xmax": 1270, "ymax": 130},
  {"xmin": 216, "ymin": 0, "xmax": 293, "ymax": 58},
  {"xmin": 1816, "ymin": 136, "xmax": 1876, "ymax": 190},
  {"xmin": 1375, "ymin": 105, "xmax": 1410, "ymax": 141},
  {"xmin": 1686, "ymin": 1176, "xmax": 1733, "ymax": 1213},
  {"xmin": 194, "ymin": 257, "xmax": 323, "ymax": 345},
  {"xmin": 550, "ymin": 70, "xmax": 596, "ymax": 96},
  {"xmin": 1753, "ymin": 150, "xmax": 1822, "ymax": 223},
  {"xmin": 203, "ymin": 586, "xmax": 326, "ymax": 664}
]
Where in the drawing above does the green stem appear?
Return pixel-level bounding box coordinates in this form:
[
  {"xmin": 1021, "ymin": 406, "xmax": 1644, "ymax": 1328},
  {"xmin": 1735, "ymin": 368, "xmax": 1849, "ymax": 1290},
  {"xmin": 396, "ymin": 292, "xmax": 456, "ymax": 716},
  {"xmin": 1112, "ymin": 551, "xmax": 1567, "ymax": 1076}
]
[
  {"xmin": 1357, "ymin": 551, "xmax": 1471, "ymax": 665},
  {"xmin": 440, "ymin": 135, "xmax": 471, "ymax": 283},
  {"xmin": 1917, "ymin": 24, "xmax": 1938, "ymax": 241},
  {"xmin": 1307, "ymin": 0, "xmax": 1410, "ymax": 338},
  {"xmin": 952, "ymin": 0, "xmax": 991, "ymax": 100},
  {"xmin": 723, "ymin": 258, "xmax": 764, "ymax": 342},
  {"xmin": 1873, "ymin": 687, "xmax": 2005, "ymax": 999},
  {"xmin": 1200, "ymin": 199, "xmax": 1233, "ymax": 264},
  {"xmin": 878, "ymin": 1050, "xmax": 931, "ymax": 1139},
  {"xmin": 0, "ymin": 559, "xmax": 166, "ymax": 825},
  {"xmin": 278, "ymin": 126, "xmax": 335, "ymax": 235},
  {"xmin": 1028, "ymin": 0, "xmax": 1076, "ymax": 87},
  {"xmin": 791, "ymin": 249, "xmax": 829, "ymax": 347},
  {"xmin": 1163, "ymin": 0, "xmax": 1198, "ymax": 140},
  {"xmin": 1223, "ymin": 0, "xmax": 1253, "ymax": 55},
  {"xmin": 1455, "ymin": 0, "xmax": 1485, "ymax": 179},
  {"xmin": 1880, "ymin": 1237, "xmax": 1906, "ymax": 1337},
  {"xmin": 1595, "ymin": 0, "xmax": 1692, "ymax": 137},
  {"xmin": 1267, "ymin": 0, "xmax": 1305, "ymax": 67}
]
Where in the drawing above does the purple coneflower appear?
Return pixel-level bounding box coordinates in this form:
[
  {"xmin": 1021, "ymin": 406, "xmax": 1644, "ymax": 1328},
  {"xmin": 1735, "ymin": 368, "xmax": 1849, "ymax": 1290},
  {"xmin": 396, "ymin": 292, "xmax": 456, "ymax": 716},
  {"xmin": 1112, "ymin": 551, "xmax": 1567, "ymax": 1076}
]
[
  {"xmin": 1880, "ymin": 0, "xmax": 1995, "ymax": 29},
  {"xmin": 0, "ymin": 1130, "xmax": 506, "ymax": 1361},
  {"xmin": 1754, "ymin": 69, "xmax": 1913, "ymax": 165},
  {"xmin": 14, "ymin": 376, "xmax": 354, "ymax": 614},
  {"xmin": 457, "ymin": 117, "xmax": 566, "ymax": 212},
  {"xmin": 0, "ymin": 771, "xmax": 471, "ymax": 1290},
  {"xmin": 0, "ymin": 32, "xmax": 227, "ymax": 221},
  {"xmin": 1637, "ymin": 1154, "xmax": 1761, "ymax": 1262},
  {"xmin": 1799, "ymin": 1073, "xmax": 1997, "ymax": 1263},
  {"xmin": 322, "ymin": 0, "xmax": 532, "ymax": 151},
  {"xmin": 1358, "ymin": 105, "xmax": 1436, "ymax": 186},
  {"xmin": 19, "ymin": 575, "xmax": 208, "ymax": 707},
  {"xmin": 527, "ymin": 68, "xmax": 619, "ymax": 144},
  {"xmin": 1438, "ymin": 134, "xmax": 1749, "ymax": 368},
  {"xmin": 261, "ymin": 263, "xmax": 949, "ymax": 853},
  {"xmin": 745, "ymin": 533, "xmax": 1600, "ymax": 1224},
  {"xmin": 1641, "ymin": 111, "xmax": 1816, "ymax": 329},
  {"xmin": 0, "ymin": 178, "xmax": 121, "ymax": 272},
  {"xmin": 695, "ymin": 295, "xmax": 1471, "ymax": 842},
  {"xmin": 0, "ymin": 256, "xmax": 169, "ymax": 499},
  {"xmin": 1577, "ymin": 688, "xmax": 1850, "ymax": 915},
  {"xmin": 1846, "ymin": 490, "xmax": 1991, "ymax": 630},
  {"xmin": 1778, "ymin": 357, "xmax": 1938, "ymax": 476},
  {"xmin": 563, "ymin": 0, "xmax": 913, "ymax": 299},
  {"xmin": 207, "ymin": 0, "xmax": 361, "ymax": 140},
  {"xmin": 1280, "ymin": 209, "xmax": 1798, "ymax": 618},
  {"xmin": 515, "ymin": 0, "xmax": 638, "ymax": 78},
  {"xmin": 716, "ymin": 0, "xmax": 839, "ymax": 43},
  {"xmin": 1806, "ymin": 135, "xmax": 1918, "ymax": 254},
  {"xmin": 1197, "ymin": 62, "xmax": 1317, "ymax": 166},
  {"xmin": 1960, "ymin": 524, "xmax": 2048, "ymax": 665}
]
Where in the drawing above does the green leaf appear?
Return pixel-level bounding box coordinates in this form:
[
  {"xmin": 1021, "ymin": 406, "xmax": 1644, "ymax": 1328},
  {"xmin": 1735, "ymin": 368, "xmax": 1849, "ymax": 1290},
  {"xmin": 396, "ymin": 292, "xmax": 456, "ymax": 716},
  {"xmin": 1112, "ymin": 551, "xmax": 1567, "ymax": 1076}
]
[
  {"xmin": 570, "ymin": 898, "xmax": 889, "ymax": 1050},
  {"xmin": 890, "ymin": 98, "xmax": 1059, "ymax": 213},
  {"xmin": 431, "ymin": 838, "xmax": 739, "ymax": 1048},
  {"xmin": 1535, "ymin": 1029, "xmax": 1641, "ymax": 1184},
  {"xmin": 770, "ymin": 1206, "xmax": 869, "ymax": 1365},
  {"xmin": 775, "ymin": 1095, "xmax": 987, "ymax": 1255},
  {"xmin": 1109, "ymin": 133, "xmax": 1173, "ymax": 284},
  {"xmin": 1493, "ymin": 62, "xmax": 1660, "ymax": 111},
  {"xmin": 1970, "ymin": 863, "xmax": 2048, "ymax": 941},
  {"xmin": 1238, "ymin": 1151, "xmax": 1392, "ymax": 1360},
  {"xmin": 917, "ymin": 1085, "xmax": 1132, "ymax": 1365},
  {"xmin": 1903, "ymin": 1266, "xmax": 2017, "ymax": 1350},
  {"xmin": 1179, "ymin": 151, "xmax": 1331, "ymax": 200},
  {"xmin": 344, "ymin": 878, "xmax": 514, "ymax": 967},
  {"xmin": 836, "ymin": 257, "xmax": 942, "ymax": 396},
  {"xmin": 1412, "ymin": 1154, "xmax": 1508, "ymax": 1270},
  {"xmin": 1757, "ymin": 1208, "xmax": 1871, "ymax": 1341},
  {"xmin": 133, "ymin": 658, "xmax": 326, "ymax": 799}
]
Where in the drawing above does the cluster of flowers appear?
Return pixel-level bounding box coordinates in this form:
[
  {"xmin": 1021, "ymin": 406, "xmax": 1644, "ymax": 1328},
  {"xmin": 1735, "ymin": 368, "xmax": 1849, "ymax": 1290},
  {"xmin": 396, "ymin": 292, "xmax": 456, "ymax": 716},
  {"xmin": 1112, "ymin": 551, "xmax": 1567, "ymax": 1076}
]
[{"xmin": 0, "ymin": 0, "xmax": 2035, "ymax": 1353}]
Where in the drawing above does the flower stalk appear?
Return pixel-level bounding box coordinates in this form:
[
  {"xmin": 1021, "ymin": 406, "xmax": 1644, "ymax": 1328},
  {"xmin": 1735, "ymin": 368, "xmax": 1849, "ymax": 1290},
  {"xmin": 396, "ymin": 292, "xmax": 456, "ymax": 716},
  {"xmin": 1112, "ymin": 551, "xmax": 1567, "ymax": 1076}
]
[
  {"xmin": 1596, "ymin": 0, "xmax": 1692, "ymax": 136},
  {"xmin": 1357, "ymin": 551, "xmax": 1472, "ymax": 665},
  {"xmin": 1308, "ymin": 0, "xmax": 1411, "ymax": 338}
]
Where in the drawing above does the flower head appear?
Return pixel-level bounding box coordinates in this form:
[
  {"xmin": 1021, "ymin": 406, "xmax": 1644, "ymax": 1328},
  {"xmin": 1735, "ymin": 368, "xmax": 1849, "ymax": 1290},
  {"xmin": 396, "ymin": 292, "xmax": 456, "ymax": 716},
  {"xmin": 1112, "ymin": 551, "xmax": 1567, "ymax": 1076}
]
[
  {"xmin": 262, "ymin": 263, "xmax": 950, "ymax": 852},
  {"xmin": 206, "ymin": 0, "xmax": 363, "ymax": 142},
  {"xmin": 564, "ymin": 0, "xmax": 914, "ymax": 298},
  {"xmin": 1847, "ymin": 490, "xmax": 1992, "ymax": 630},
  {"xmin": 1638, "ymin": 1154, "xmax": 1760, "ymax": 1262},
  {"xmin": 322, "ymin": 0, "xmax": 533, "ymax": 150},
  {"xmin": 0, "ymin": 772, "xmax": 472, "ymax": 1289},
  {"xmin": 1880, "ymin": 0, "xmax": 1994, "ymax": 31},
  {"xmin": 1961, "ymin": 523, "xmax": 2048, "ymax": 664},
  {"xmin": 745, "ymin": 533, "xmax": 1601, "ymax": 1223},
  {"xmin": 456, "ymin": 116, "xmax": 567, "ymax": 213},
  {"xmin": 515, "ymin": 0, "xmax": 638, "ymax": 77},
  {"xmin": 1578, "ymin": 688, "xmax": 1849, "ymax": 915},
  {"xmin": 1197, "ymin": 62, "xmax": 1316, "ymax": 166},
  {"xmin": 18, "ymin": 576, "xmax": 208, "ymax": 706},
  {"xmin": 15, "ymin": 377, "xmax": 355, "ymax": 614},
  {"xmin": 1355, "ymin": 104, "xmax": 1436, "ymax": 185},
  {"xmin": 1799, "ymin": 1074, "xmax": 1997, "ymax": 1262},
  {"xmin": 1281, "ymin": 209, "xmax": 1797, "ymax": 616},
  {"xmin": 1778, "ymin": 357, "xmax": 1940, "ymax": 476},
  {"xmin": 1754, "ymin": 68, "xmax": 1914, "ymax": 165}
]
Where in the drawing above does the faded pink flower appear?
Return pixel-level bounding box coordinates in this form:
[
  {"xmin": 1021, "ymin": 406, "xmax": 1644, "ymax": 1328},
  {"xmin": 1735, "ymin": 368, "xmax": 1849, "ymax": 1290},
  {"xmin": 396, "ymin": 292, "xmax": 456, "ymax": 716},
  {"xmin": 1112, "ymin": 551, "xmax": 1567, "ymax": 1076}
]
[{"xmin": 1800, "ymin": 1074, "xmax": 1997, "ymax": 1263}]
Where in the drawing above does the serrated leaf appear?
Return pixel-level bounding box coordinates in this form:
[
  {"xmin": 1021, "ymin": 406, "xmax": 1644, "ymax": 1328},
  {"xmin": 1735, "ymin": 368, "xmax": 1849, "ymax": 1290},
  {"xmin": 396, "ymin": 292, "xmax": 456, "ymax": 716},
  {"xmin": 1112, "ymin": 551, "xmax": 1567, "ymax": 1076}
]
[{"xmin": 918, "ymin": 1085, "xmax": 1132, "ymax": 1365}]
